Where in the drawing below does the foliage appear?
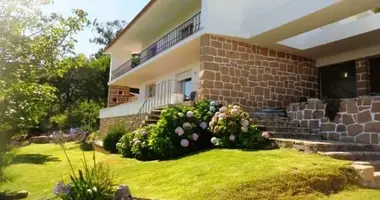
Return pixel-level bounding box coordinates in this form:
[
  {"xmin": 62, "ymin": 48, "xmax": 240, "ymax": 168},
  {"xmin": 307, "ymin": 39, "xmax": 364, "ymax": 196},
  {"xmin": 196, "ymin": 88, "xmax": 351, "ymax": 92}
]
[
  {"xmin": 0, "ymin": 0, "xmax": 88, "ymax": 134},
  {"xmin": 209, "ymin": 105, "xmax": 269, "ymax": 149},
  {"xmin": 52, "ymin": 132, "xmax": 114, "ymax": 200},
  {"xmin": 103, "ymin": 123, "xmax": 126, "ymax": 153},
  {"xmin": 80, "ymin": 131, "xmax": 99, "ymax": 151},
  {"xmin": 118, "ymin": 100, "xmax": 220, "ymax": 160}
]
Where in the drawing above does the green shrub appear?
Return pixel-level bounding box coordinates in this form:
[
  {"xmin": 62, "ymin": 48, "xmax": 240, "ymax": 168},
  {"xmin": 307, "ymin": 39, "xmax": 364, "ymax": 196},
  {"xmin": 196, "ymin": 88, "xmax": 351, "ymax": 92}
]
[
  {"xmin": 209, "ymin": 105, "xmax": 269, "ymax": 148},
  {"xmin": 103, "ymin": 124, "xmax": 126, "ymax": 153}
]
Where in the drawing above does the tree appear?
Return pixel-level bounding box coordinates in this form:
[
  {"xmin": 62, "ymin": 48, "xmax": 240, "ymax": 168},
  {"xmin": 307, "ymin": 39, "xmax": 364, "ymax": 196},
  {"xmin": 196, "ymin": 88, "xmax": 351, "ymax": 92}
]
[
  {"xmin": 0, "ymin": 0, "xmax": 88, "ymax": 133},
  {"xmin": 90, "ymin": 19, "xmax": 127, "ymax": 47}
]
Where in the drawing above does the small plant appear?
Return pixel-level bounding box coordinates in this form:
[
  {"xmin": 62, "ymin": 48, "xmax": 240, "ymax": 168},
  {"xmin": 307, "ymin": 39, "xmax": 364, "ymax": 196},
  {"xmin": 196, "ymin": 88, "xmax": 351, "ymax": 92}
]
[
  {"xmin": 103, "ymin": 123, "xmax": 126, "ymax": 153},
  {"xmin": 52, "ymin": 131, "xmax": 115, "ymax": 200}
]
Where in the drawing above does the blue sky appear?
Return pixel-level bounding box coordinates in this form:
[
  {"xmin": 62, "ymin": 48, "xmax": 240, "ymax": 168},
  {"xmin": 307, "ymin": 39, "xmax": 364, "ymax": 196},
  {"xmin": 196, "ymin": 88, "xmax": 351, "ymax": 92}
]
[{"xmin": 43, "ymin": 0, "xmax": 150, "ymax": 56}]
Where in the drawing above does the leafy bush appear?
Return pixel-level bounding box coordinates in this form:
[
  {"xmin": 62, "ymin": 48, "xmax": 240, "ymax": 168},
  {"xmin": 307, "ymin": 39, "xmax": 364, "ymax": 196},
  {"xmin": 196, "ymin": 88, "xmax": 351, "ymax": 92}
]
[
  {"xmin": 209, "ymin": 105, "xmax": 269, "ymax": 148},
  {"xmin": 117, "ymin": 101, "xmax": 270, "ymax": 160},
  {"xmin": 103, "ymin": 124, "xmax": 126, "ymax": 153},
  {"xmin": 118, "ymin": 100, "xmax": 219, "ymax": 160},
  {"xmin": 80, "ymin": 131, "xmax": 99, "ymax": 151}
]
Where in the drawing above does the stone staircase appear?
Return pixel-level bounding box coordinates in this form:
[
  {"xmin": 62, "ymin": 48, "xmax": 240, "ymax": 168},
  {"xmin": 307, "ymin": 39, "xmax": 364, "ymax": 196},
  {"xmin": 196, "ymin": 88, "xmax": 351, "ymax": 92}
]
[
  {"xmin": 142, "ymin": 107, "xmax": 165, "ymax": 125},
  {"xmin": 252, "ymin": 109, "xmax": 380, "ymax": 188}
]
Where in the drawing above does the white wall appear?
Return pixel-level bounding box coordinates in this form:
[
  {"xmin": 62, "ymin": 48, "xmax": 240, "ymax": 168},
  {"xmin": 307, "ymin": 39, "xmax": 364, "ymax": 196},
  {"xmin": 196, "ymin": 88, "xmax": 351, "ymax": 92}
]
[
  {"xmin": 202, "ymin": 0, "xmax": 292, "ymax": 38},
  {"xmin": 110, "ymin": 50, "xmax": 132, "ymax": 72},
  {"xmin": 138, "ymin": 60, "xmax": 200, "ymax": 100}
]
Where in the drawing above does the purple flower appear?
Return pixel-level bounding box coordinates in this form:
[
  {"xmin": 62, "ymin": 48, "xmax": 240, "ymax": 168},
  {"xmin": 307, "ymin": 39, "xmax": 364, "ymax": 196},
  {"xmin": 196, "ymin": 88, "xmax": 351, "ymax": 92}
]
[
  {"xmin": 200, "ymin": 122, "xmax": 207, "ymax": 130},
  {"xmin": 141, "ymin": 130, "xmax": 148, "ymax": 137},
  {"xmin": 181, "ymin": 139, "xmax": 189, "ymax": 147},
  {"xmin": 192, "ymin": 133, "xmax": 199, "ymax": 141},
  {"xmin": 53, "ymin": 181, "xmax": 71, "ymax": 196}
]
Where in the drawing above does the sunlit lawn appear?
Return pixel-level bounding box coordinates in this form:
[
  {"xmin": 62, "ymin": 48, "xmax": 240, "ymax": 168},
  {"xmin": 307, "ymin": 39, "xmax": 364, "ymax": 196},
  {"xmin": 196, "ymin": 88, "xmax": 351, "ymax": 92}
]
[{"xmin": 1, "ymin": 143, "xmax": 378, "ymax": 200}]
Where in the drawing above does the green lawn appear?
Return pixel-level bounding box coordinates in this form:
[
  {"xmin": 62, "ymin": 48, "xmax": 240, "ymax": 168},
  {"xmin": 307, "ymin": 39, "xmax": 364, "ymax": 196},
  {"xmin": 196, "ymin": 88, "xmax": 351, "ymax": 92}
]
[{"xmin": 1, "ymin": 143, "xmax": 379, "ymax": 200}]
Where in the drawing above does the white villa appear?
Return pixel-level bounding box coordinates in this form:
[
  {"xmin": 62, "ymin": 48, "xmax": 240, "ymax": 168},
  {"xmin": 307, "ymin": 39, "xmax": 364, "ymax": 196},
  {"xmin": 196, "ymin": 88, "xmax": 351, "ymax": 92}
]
[{"xmin": 100, "ymin": 0, "xmax": 380, "ymax": 144}]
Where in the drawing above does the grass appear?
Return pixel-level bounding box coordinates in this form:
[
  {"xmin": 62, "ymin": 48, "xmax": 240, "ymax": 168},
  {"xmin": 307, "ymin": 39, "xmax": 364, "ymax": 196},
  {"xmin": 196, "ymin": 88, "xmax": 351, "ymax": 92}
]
[{"xmin": 0, "ymin": 143, "xmax": 376, "ymax": 200}]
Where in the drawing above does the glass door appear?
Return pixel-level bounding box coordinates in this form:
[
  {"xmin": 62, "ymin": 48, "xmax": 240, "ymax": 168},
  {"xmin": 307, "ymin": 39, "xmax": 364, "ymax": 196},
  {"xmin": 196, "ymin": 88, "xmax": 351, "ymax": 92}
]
[{"xmin": 181, "ymin": 78, "xmax": 192, "ymax": 100}]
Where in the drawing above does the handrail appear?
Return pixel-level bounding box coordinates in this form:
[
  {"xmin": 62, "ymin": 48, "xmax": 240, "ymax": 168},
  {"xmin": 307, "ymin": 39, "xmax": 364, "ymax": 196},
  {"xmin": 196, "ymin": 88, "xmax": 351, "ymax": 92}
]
[{"xmin": 111, "ymin": 12, "xmax": 202, "ymax": 81}]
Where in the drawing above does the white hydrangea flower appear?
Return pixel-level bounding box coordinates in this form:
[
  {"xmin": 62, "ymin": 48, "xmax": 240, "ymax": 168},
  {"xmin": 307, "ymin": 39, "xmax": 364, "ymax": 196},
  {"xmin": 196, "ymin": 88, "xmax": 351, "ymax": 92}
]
[
  {"xmin": 178, "ymin": 112, "xmax": 184, "ymax": 118},
  {"xmin": 210, "ymin": 106, "xmax": 216, "ymax": 112},
  {"xmin": 183, "ymin": 122, "xmax": 192, "ymax": 130},
  {"xmin": 180, "ymin": 139, "xmax": 189, "ymax": 147},
  {"xmin": 175, "ymin": 127, "xmax": 184, "ymax": 136},
  {"xmin": 192, "ymin": 133, "xmax": 199, "ymax": 141},
  {"xmin": 229, "ymin": 135, "xmax": 236, "ymax": 141},
  {"xmin": 210, "ymin": 101, "xmax": 217, "ymax": 106},
  {"xmin": 219, "ymin": 106, "xmax": 227, "ymax": 113},
  {"xmin": 231, "ymin": 109, "xmax": 239, "ymax": 116},
  {"xmin": 215, "ymin": 112, "xmax": 221, "ymax": 117},
  {"xmin": 211, "ymin": 137, "xmax": 219, "ymax": 145},
  {"xmin": 200, "ymin": 122, "xmax": 208, "ymax": 130},
  {"xmin": 209, "ymin": 120, "xmax": 216, "ymax": 128},
  {"xmin": 186, "ymin": 111, "xmax": 194, "ymax": 118},
  {"xmin": 141, "ymin": 130, "xmax": 148, "ymax": 137},
  {"xmin": 134, "ymin": 140, "xmax": 141, "ymax": 145},
  {"xmin": 241, "ymin": 119, "xmax": 249, "ymax": 127},
  {"xmin": 241, "ymin": 126, "xmax": 248, "ymax": 133}
]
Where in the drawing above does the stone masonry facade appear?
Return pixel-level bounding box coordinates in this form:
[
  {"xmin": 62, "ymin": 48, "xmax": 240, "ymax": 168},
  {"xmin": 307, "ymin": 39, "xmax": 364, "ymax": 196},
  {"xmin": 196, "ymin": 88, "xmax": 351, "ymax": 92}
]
[
  {"xmin": 356, "ymin": 58, "xmax": 371, "ymax": 96},
  {"xmin": 288, "ymin": 97, "xmax": 380, "ymax": 145},
  {"xmin": 107, "ymin": 85, "xmax": 132, "ymax": 107},
  {"xmin": 99, "ymin": 114, "xmax": 141, "ymax": 138},
  {"xmin": 199, "ymin": 34, "xmax": 319, "ymax": 111}
]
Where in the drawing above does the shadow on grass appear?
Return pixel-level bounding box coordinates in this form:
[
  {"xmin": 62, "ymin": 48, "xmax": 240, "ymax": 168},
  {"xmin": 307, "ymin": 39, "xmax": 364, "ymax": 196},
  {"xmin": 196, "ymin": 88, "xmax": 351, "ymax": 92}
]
[{"xmin": 11, "ymin": 154, "xmax": 61, "ymax": 165}]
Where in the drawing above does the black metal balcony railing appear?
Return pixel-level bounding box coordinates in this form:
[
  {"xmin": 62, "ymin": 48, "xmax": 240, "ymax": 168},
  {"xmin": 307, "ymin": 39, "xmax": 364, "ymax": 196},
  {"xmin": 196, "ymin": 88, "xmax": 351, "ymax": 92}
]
[{"xmin": 111, "ymin": 12, "xmax": 201, "ymax": 80}]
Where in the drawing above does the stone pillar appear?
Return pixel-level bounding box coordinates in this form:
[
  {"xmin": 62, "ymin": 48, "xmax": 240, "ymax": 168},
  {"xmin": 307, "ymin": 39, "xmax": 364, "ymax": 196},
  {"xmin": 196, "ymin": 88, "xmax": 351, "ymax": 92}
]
[
  {"xmin": 107, "ymin": 85, "xmax": 130, "ymax": 107},
  {"xmin": 356, "ymin": 58, "xmax": 370, "ymax": 96}
]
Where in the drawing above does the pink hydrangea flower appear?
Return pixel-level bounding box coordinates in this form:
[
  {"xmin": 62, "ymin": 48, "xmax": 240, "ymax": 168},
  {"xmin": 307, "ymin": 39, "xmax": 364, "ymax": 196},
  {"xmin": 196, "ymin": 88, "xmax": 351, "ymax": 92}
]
[
  {"xmin": 181, "ymin": 139, "xmax": 189, "ymax": 147},
  {"xmin": 229, "ymin": 135, "xmax": 236, "ymax": 141},
  {"xmin": 175, "ymin": 127, "xmax": 184, "ymax": 136},
  {"xmin": 233, "ymin": 105, "xmax": 240, "ymax": 109},
  {"xmin": 141, "ymin": 130, "xmax": 148, "ymax": 137},
  {"xmin": 192, "ymin": 133, "xmax": 199, "ymax": 141},
  {"xmin": 231, "ymin": 109, "xmax": 239, "ymax": 116},
  {"xmin": 219, "ymin": 113, "xmax": 226, "ymax": 119},
  {"xmin": 219, "ymin": 106, "xmax": 227, "ymax": 113},
  {"xmin": 262, "ymin": 132, "xmax": 271, "ymax": 139}
]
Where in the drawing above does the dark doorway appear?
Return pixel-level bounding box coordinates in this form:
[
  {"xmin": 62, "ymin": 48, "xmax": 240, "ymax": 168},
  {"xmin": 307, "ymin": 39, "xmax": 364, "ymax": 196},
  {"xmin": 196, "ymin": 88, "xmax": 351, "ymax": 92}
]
[
  {"xmin": 320, "ymin": 61, "xmax": 357, "ymax": 99},
  {"xmin": 369, "ymin": 57, "xmax": 380, "ymax": 94}
]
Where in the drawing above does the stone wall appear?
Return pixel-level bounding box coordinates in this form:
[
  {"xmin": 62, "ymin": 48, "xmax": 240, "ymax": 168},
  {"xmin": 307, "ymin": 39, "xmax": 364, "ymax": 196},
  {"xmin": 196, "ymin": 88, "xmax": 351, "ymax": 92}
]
[
  {"xmin": 199, "ymin": 34, "xmax": 318, "ymax": 111},
  {"xmin": 107, "ymin": 85, "xmax": 132, "ymax": 107},
  {"xmin": 356, "ymin": 58, "xmax": 371, "ymax": 96},
  {"xmin": 99, "ymin": 115, "xmax": 140, "ymax": 138},
  {"xmin": 287, "ymin": 97, "xmax": 380, "ymax": 144}
]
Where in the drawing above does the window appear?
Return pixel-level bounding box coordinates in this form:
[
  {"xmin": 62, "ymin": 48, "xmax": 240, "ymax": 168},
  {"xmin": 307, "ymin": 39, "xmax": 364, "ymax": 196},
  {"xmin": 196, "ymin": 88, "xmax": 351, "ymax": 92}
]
[
  {"xmin": 369, "ymin": 57, "xmax": 380, "ymax": 94},
  {"xmin": 320, "ymin": 61, "xmax": 357, "ymax": 99},
  {"xmin": 112, "ymin": 98, "xmax": 117, "ymax": 103},
  {"xmin": 118, "ymin": 90, "xmax": 124, "ymax": 95},
  {"xmin": 180, "ymin": 23, "xmax": 194, "ymax": 40},
  {"xmin": 146, "ymin": 84, "xmax": 156, "ymax": 98},
  {"xmin": 180, "ymin": 78, "xmax": 192, "ymax": 100}
]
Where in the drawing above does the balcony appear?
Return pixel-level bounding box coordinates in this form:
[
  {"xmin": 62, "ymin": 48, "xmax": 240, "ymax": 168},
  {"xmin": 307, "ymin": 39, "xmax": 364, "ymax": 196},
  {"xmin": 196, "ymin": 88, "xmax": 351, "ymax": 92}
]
[{"xmin": 111, "ymin": 12, "xmax": 202, "ymax": 81}]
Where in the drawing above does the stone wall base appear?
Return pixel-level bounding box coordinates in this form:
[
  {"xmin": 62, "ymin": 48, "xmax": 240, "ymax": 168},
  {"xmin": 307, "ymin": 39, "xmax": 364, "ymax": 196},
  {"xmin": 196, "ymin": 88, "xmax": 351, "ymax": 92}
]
[
  {"xmin": 99, "ymin": 115, "xmax": 141, "ymax": 138},
  {"xmin": 287, "ymin": 96, "xmax": 380, "ymax": 145}
]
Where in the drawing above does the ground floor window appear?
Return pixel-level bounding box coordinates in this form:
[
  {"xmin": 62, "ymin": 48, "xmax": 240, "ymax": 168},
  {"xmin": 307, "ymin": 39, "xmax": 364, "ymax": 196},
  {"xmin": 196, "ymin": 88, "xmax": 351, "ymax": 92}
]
[
  {"xmin": 180, "ymin": 78, "xmax": 192, "ymax": 100},
  {"xmin": 369, "ymin": 57, "xmax": 380, "ymax": 94},
  {"xmin": 320, "ymin": 61, "xmax": 356, "ymax": 99}
]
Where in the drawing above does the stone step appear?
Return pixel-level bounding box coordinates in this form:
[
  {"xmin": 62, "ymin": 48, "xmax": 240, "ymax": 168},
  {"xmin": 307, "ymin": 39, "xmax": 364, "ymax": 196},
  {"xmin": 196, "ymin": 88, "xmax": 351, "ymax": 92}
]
[
  {"xmin": 271, "ymin": 138, "xmax": 380, "ymax": 153},
  {"xmin": 254, "ymin": 120, "xmax": 299, "ymax": 127},
  {"xmin": 251, "ymin": 116, "xmax": 290, "ymax": 121},
  {"xmin": 260, "ymin": 126, "xmax": 309, "ymax": 133},
  {"xmin": 150, "ymin": 109, "xmax": 163, "ymax": 116},
  {"xmin": 143, "ymin": 119, "xmax": 158, "ymax": 125},
  {"xmin": 353, "ymin": 161, "xmax": 380, "ymax": 171},
  {"xmin": 271, "ymin": 133, "xmax": 322, "ymax": 140},
  {"xmin": 146, "ymin": 114, "xmax": 160, "ymax": 120},
  {"xmin": 318, "ymin": 151, "xmax": 380, "ymax": 161}
]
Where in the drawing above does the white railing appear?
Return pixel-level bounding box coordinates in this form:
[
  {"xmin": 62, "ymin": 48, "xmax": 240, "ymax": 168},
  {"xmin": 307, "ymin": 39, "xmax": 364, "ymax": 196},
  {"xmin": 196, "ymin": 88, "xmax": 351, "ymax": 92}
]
[{"xmin": 100, "ymin": 101, "xmax": 143, "ymax": 119}]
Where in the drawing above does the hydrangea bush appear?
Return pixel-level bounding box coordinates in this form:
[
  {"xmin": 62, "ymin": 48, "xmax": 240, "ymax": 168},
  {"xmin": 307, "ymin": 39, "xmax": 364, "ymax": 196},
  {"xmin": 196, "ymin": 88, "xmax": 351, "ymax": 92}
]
[
  {"xmin": 117, "ymin": 101, "xmax": 271, "ymax": 160},
  {"xmin": 209, "ymin": 105, "xmax": 269, "ymax": 149}
]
